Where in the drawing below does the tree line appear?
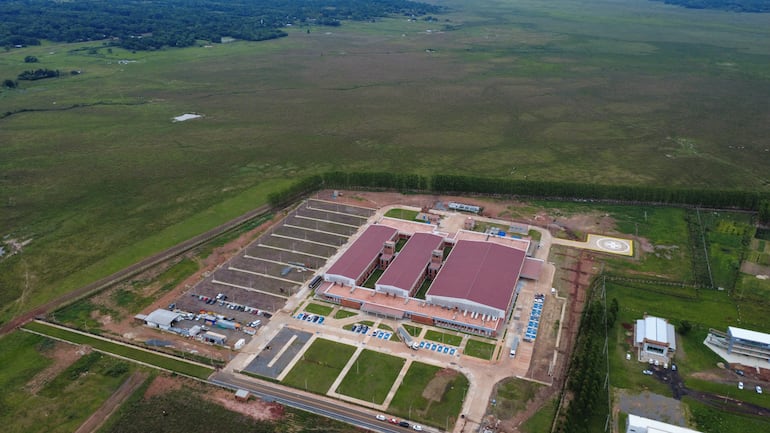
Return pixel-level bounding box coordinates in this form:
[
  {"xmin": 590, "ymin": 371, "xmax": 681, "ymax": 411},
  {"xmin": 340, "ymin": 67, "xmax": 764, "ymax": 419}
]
[
  {"xmin": 650, "ymin": 0, "xmax": 770, "ymax": 12},
  {"xmin": 0, "ymin": 0, "xmax": 442, "ymax": 51},
  {"xmin": 266, "ymin": 171, "xmax": 770, "ymax": 212}
]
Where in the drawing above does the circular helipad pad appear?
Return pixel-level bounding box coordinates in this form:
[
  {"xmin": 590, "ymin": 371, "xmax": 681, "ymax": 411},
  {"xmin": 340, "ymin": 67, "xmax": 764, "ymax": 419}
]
[{"xmin": 596, "ymin": 237, "xmax": 631, "ymax": 253}]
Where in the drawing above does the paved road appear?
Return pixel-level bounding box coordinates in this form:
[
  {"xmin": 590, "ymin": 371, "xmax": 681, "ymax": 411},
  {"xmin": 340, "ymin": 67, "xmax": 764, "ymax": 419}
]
[{"xmin": 210, "ymin": 371, "xmax": 434, "ymax": 433}]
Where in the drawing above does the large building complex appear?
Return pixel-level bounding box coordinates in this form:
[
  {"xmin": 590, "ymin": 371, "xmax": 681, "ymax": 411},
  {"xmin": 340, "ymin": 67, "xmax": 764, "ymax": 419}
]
[{"xmin": 318, "ymin": 221, "xmax": 542, "ymax": 336}]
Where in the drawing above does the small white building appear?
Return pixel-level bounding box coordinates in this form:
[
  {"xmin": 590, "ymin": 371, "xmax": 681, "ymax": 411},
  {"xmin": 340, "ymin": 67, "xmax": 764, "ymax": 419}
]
[
  {"xmin": 626, "ymin": 414, "xmax": 701, "ymax": 433},
  {"xmin": 634, "ymin": 315, "xmax": 676, "ymax": 363},
  {"xmin": 144, "ymin": 309, "xmax": 182, "ymax": 331}
]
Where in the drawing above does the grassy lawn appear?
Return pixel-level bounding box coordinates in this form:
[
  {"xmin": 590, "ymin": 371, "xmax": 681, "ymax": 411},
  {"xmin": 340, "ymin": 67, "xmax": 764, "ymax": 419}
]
[
  {"xmin": 521, "ymin": 397, "xmax": 557, "ymax": 433},
  {"xmin": 414, "ymin": 278, "xmax": 432, "ymax": 299},
  {"xmin": 0, "ymin": 331, "xmax": 140, "ymax": 433},
  {"xmin": 490, "ymin": 378, "xmax": 543, "ymax": 419},
  {"xmin": 304, "ymin": 302, "xmax": 334, "ymax": 317},
  {"xmin": 686, "ymin": 378, "xmax": 770, "ymax": 409},
  {"xmin": 282, "ymin": 339, "xmax": 356, "ymax": 394},
  {"xmin": 403, "ymin": 324, "xmax": 423, "ymax": 337},
  {"xmin": 336, "ymin": 349, "xmax": 405, "ymax": 404},
  {"xmin": 334, "ymin": 309, "xmax": 358, "ymax": 319},
  {"xmin": 424, "ymin": 330, "xmax": 463, "ymax": 346},
  {"xmin": 685, "ymin": 396, "xmax": 770, "ymax": 433},
  {"xmin": 464, "ymin": 339, "xmax": 496, "ymax": 360},
  {"xmin": 388, "ymin": 362, "xmax": 469, "ymax": 429},
  {"xmin": 22, "ymin": 321, "xmax": 214, "ymax": 379},
  {"xmin": 384, "ymin": 208, "xmax": 419, "ymax": 221},
  {"xmin": 362, "ymin": 269, "xmax": 384, "ymax": 289}
]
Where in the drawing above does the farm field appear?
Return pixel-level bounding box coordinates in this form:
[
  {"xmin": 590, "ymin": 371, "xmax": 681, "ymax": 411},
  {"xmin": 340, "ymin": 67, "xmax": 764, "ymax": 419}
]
[{"xmin": 2, "ymin": 0, "xmax": 770, "ymax": 327}]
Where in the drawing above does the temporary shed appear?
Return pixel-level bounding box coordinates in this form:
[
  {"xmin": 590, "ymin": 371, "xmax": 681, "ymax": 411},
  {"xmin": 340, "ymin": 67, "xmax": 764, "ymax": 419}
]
[{"xmin": 202, "ymin": 331, "xmax": 227, "ymax": 345}]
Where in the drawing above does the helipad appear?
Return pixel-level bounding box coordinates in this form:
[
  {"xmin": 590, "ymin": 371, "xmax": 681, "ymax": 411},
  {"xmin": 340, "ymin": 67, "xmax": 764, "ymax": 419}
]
[{"xmin": 587, "ymin": 235, "xmax": 633, "ymax": 256}]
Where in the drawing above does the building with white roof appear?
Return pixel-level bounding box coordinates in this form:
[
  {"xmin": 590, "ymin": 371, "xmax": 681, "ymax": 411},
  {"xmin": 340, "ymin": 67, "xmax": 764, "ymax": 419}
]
[
  {"xmin": 634, "ymin": 315, "xmax": 676, "ymax": 363},
  {"xmin": 143, "ymin": 309, "xmax": 181, "ymax": 331},
  {"xmin": 626, "ymin": 414, "xmax": 701, "ymax": 433},
  {"xmin": 725, "ymin": 326, "xmax": 770, "ymax": 360}
]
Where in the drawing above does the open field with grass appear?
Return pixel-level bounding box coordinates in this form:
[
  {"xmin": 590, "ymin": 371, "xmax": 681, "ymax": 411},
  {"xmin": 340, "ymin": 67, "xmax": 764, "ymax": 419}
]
[
  {"xmin": 490, "ymin": 378, "xmax": 543, "ymax": 419},
  {"xmin": 424, "ymin": 330, "xmax": 463, "ymax": 346},
  {"xmin": 22, "ymin": 321, "xmax": 214, "ymax": 378},
  {"xmin": 303, "ymin": 302, "xmax": 334, "ymax": 317},
  {"xmin": 282, "ymin": 338, "xmax": 355, "ymax": 394},
  {"xmin": 388, "ymin": 362, "xmax": 469, "ymax": 429},
  {"xmin": 0, "ymin": 331, "xmax": 140, "ymax": 433},
  {"xmin": 336, "ymin": 349, "xmax": 405, "ymax": 404},
  {"xmin": 2, "ymin": 0, "xmax": 770, "ymax": 328},
  {"xmin": 463, "ymin": 338, "xmax": 496, "ymax": 360}
]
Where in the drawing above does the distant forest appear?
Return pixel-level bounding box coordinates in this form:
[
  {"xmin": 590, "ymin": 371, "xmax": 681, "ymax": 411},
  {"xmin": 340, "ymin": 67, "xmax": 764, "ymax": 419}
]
[
  {"xmin": 651, "ymin": 0, "xmax": 770, "ymax": 12},
  {"xmin": 0, "ymin": 0, "xmax": 443, "ymax": 50}
]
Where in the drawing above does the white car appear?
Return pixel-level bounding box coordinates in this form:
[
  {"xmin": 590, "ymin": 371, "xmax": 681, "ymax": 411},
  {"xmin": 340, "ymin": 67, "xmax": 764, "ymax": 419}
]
[
  {"xmin": 738, "ymin": 382, "xmax": 744, "ymax": 390},
  {"xmin": 376, "ymin": 414, "xmax": 387, "ymax": 421},
  {"xmin": 757, "ymin": 385, "xmax": 763, "ymax": 394},
  {"xmin": 412, "ymin": 425, "xmax": 423, "ymax": 431}
]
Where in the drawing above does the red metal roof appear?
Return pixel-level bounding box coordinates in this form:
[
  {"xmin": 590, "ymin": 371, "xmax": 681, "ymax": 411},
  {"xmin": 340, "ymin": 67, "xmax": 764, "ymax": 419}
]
[
  {"xmin": 377, "ymin": 232, "xmax": 444, "ymax": 293},
  {"xmin": 520, "ymin": 258, "xmax": 543, "ymax": 280},
  {"xmin": 326, "ymin": 224, "xmax": 398, "ymax": 282},
  {"xmin": 428, "ymin": 240, "xmax": 526, "ymax": 311}
]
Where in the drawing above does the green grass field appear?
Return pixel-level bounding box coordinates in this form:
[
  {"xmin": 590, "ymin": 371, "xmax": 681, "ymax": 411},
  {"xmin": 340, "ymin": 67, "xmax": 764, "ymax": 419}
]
[
  {"xmin": 424, "ymin": 330, "xmax": 463, "ymax": 346},
  {"xmin": 333, "ymin": 309, "xmax": 358, "ymax": 319},
  {"xmin": 490, "ymin": 378, "xmax": 543, "ymax": 420},
  {"xmin": 22, "ymin": 321, "xmax": 214, "ymax": 378},
  {"xmin": 282, "ymin": 338, "xmax": 356, "ymax": 394},
  {"xmin": 463, "ymin": 339, "xmax": 496, "ymax": 360},
  {"xmin": 303, "ymin": 302, "xmax": 334, "ymax": 317},
  {"xmin": 336, "ymin": 349, "xmax": 405, "ymax": 404},
  {"xmin": 388, "ymin": 361, "xmax": 469, "ymax": 429},
  {"xmin": 384, "ymin": 208, "xmax": 420, "ymax": 221},
  {"xmin": 0, "ymin": 331, "xmax": 140, "ymax": 433},
  {"xmin": 685, "ymin": 397, "xmax": 769, "ymax": 433},
  {"xmin": 2, "ymin": 0, "xmax": 770, "ymax": 329}
]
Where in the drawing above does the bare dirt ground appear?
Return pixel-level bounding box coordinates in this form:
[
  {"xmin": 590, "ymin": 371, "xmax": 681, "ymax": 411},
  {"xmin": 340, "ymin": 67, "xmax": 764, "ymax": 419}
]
[
  {"xmin": 206, "ymin": 388, "xmax": 286, "ymax": 421},
  {"xmin": 144, "ymin": 374, "xmax": 285, "ymax": 422},
  {"xmin": 25, "ymin": 341, "xmax": 88, "ymax": 394}
]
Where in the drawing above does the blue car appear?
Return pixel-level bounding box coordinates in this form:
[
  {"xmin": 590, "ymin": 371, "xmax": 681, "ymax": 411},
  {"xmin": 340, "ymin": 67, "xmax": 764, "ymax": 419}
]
[
  {"xmin": 377, "ymin": 331, "xmax": 384, "ymax": 338},
  {"xmin": 443, "ymin": 346, "xmax": 450, "ymax": 354},
  {"xmin": 450, "ymin": 348, "xmax": 456, "ymax": 355},
  {"xmin": 419, "ymin": 341, "xmax": 426, "ymax": 348},
  {"xmin": 317, "ymin": 317, "xmax": 324, "ymax": 324},
  {"xmin": 437, "ymin": 345, "xmax": 444, "ymax": 352},
  {"xmin": 352, "ymin": 325, "xmax": 361, "ymax": 333},
  {"xmin": 361, "ymin": 325, "xmax": 369, "ymax": 334},
  {"xmin": 431, "ymin": 343, "xmax": 437, "ymax": 351}
]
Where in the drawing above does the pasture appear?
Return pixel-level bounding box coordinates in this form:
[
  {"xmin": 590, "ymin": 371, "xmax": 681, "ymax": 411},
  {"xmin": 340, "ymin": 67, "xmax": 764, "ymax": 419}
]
[{"xmin": 2, "ymin": 0, "xmax": 770, "ymax": 326}]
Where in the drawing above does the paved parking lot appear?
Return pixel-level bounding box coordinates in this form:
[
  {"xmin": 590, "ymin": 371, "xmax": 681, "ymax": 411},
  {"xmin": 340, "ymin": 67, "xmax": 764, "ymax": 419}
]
[{"xmin": 242, "ymin": 328, "xmax": 313, "ymax": 379}]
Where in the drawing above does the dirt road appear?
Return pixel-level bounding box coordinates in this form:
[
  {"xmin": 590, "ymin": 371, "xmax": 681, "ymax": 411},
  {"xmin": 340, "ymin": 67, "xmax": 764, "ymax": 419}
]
[{"xmin": 73, "ymin": 371, "xmax": 149, "ymax": 433}]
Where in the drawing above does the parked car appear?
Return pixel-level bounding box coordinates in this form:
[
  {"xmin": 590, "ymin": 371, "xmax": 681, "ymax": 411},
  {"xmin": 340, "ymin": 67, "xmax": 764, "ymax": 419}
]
[
  {"xmin": 388, "ymin": 418, "xmax": 399, "ymax": 424},
  {"xmin": 757, "ymin": 385, "xmax": 763, "ymax": 394},
  {"xmin": 642, "ymin": 370, "xmax": 653, "ymax": 376},
  {"xmin": 735, "ymin": 369, "xmax": 745, "ymax": 376},
  {"xmin": 375, "ymin": 414, "xmax": 386, "ymax": 421},
  {"xmin": 399, "ymin": 421, "xmax": 410, "ymax": 428},
  {"xmin": 412, "ymin": 425, "xmax": 423, "ymax": 431},
  {"xmin": 739, "ymin": 381, "xmax": 744, "ymax": 390}
]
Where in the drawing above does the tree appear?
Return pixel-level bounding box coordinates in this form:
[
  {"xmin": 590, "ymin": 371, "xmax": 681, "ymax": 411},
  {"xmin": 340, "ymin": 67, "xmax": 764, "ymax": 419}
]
[
  {"xmin": 24, "ymin": 55, "xmax": 38, "ymax": 63},
  {"xmin": 759, "ymin": 199, "xmax": 770, "ymax": 225},
  {"xmin": 607, "ymin": 297, "xmax": 619, "ymax": 327},
  {"xmin": 2, "ymin": 78, "xmax": 16, "ymax": 88},
  {"xmin": 679, "ymin": 320, "xmax": 692, "ymax": 335}
]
